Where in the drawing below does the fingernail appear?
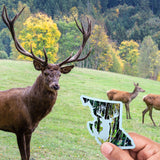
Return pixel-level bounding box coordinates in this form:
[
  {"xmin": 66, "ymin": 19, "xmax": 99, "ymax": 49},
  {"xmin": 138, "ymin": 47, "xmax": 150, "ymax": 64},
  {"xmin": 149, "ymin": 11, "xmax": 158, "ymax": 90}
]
[{"xmin": 101, "ymin": 143, "xmax": 113, "ymax": 156}]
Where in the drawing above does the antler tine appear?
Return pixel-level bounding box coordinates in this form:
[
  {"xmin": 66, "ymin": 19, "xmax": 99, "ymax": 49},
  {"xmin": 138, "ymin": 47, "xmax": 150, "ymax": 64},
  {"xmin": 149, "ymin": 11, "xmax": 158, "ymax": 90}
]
[
  {"xmin": 2, "ymin": 6, "xmax": 25, "ymax": 39},
  {"xmin": 2, "ymin": 5, "xmax": 48, "ymax": 66},
  {"xmin": 58, "ymin": 18, "xmax": 92, "ymax": 66},
  {"xmin": 87, "ymin": 18, "xmax": 90, "ymax": 31},
  {"xmin": 30, "ymin": 45, "xmax": 48, "ymax": 66},
  {"xmin": 2, "ymin": 6, "xmax": 10, "ymax": 29},
  {"xmin": 58, "ymin": 53, "xmax": 73, "ymax": 67},
  {"xmin": 76, "ymin": 48, "xmax": 92, "ymax": 62},
  {"xmin": 43, "ymin": 47, "xmax": 48, "ymax": 66}
]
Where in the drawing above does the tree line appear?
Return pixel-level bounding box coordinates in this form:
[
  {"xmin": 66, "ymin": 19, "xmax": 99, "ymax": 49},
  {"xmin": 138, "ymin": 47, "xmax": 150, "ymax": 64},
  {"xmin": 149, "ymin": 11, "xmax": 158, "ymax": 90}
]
[{"xmin": 1, "ymin": 0, "xmax": 160, "ymax": 80}]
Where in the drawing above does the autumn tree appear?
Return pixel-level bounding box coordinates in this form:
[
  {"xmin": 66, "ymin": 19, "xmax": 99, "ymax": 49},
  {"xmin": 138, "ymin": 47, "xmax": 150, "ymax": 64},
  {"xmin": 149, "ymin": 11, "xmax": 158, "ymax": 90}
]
[
  {"xmin": 17, "ymin": 11, "xmax": 61, "ymax": 63},
  {"xmin": 138, "ymin": 36, "xmax": 160, "ymax": 79},
  {"xmin": 119, "ymin": 40, "xmax": 139, "ymax": 75},
  {"xmin": 90, "ymin": 24, "xmax": 113, "ymax": 71},
  {"xmin": 109, "ymin": 48, "xmax": 123, "ymax": 73}
]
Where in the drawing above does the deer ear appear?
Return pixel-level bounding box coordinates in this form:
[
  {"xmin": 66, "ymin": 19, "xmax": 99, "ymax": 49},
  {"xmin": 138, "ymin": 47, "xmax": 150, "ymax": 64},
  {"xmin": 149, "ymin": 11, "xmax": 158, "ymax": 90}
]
[
  {"xmin": 60, "ymin": 65, "xmax": 74, "ymax": 74},
  {"xmin": 33, "ymin": 60, "xmax": 45, "ymax": 71}
]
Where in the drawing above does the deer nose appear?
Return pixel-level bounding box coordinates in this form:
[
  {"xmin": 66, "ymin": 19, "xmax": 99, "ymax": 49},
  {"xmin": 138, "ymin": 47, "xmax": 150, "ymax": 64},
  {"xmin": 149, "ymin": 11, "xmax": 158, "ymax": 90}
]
[
  {"xmin": 53, "ymin": 84, "xmax": 60, "ymax": 90},
  {"xmin": 50, "ymin": 83, "xmax": 60, "ymax": 91}
]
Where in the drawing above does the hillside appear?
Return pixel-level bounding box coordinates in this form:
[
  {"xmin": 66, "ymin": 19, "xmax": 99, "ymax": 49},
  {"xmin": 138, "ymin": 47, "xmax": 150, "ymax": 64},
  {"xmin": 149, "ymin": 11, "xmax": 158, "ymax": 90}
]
[
  {"xmin": 1, "ymin": 1, "xmax": 160, "ymax": 80},
  {"xmin": 0, "ymin": 60, "xmax": 160, "ymax": 159}
]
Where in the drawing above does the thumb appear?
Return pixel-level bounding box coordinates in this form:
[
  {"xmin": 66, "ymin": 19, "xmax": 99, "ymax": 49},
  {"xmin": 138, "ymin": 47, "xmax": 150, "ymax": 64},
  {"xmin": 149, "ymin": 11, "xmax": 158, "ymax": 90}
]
[{"xmin": 101, "ymin": 142, "xmax": 133, "ymax": 160}]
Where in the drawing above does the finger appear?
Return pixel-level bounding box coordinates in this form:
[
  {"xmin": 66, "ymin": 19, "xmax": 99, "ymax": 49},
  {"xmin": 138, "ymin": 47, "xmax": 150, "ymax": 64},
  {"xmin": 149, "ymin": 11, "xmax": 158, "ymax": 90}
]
[
  {"xmin": 148, "ymin": 151, "xmax": 160, "ymax": 160},
  {"xmin": 129, "ymin": 132, "xmax": 157, "ymax": 152},
  {"xmin": 129, "ymin": 132, "xmax": 160, "ymax": 159},
  {"xmin": 101, "ymin": 142, "xmax": 133, "ymax": 160},
  {"xmin": 128, "ymin": 150, "xmax": 137, "ymax": 159},
  {"xmin": 137, "ymin": 143, "xmax": 159, "ymax": 159}
]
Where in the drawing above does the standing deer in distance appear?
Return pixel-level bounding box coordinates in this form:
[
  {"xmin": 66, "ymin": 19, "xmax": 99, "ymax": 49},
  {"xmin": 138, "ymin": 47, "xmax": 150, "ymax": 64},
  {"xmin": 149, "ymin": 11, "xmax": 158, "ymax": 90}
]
[
  {"xmin": 142, "ymin": 94, "xmax": 160, "ymax": 126},
  {"xmin": 107, "ymin": 83, "xmax": 145, "ymax": 119},
  {"xmin": 1, "ymin": 6, "xmax": 91, "ymax": 160}
]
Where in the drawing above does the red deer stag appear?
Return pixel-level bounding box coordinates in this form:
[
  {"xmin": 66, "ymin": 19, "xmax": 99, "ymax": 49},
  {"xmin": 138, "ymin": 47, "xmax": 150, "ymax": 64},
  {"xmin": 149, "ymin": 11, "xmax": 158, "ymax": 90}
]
[
  {"xmin": 142, "ymin": 94, "xmax": 160, "ymax": 126},
  {"xmin": 107, "ymin": 83, "xmax": 145, "ymax": 119},
  {"xmin": 1, "ymin": 6, "xmax": 91, "ymax": 160}
]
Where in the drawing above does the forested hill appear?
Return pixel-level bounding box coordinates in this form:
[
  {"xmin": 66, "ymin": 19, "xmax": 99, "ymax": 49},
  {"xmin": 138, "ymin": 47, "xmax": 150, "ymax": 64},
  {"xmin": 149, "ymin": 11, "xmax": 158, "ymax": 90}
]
[{"xmin": 1, "ymin": 0, "xmax": 160, "ymax": 80}]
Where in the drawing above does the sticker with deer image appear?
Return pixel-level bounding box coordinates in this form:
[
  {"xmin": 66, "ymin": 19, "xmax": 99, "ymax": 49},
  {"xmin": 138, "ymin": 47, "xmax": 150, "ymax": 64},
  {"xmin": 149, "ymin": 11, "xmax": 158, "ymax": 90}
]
[{"xmin": 80, "ymin": 95, "xmax": 135, "ymax": 149}]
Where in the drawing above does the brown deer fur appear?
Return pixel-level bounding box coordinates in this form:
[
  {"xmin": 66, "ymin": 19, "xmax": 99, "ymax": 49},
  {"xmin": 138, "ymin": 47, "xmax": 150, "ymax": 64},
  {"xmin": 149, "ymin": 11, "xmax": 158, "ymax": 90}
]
[
  {"xmin": 142, "ymin": 94, "xmax": 160, "ymax": 126},
  {"xmin": 107, "ymin": 83, "xmax": 145, "ymax": 119},
  {"xmin": 1, "ymin": 6, "xmax": 91, "ymax": 160}
]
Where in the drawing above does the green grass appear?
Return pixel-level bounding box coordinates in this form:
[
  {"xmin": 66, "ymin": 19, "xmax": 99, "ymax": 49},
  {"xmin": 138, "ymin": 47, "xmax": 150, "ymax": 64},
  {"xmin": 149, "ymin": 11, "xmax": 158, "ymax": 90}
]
[{"xmin": 0, "ymin": 60, "xmax": 160, "ymax": 159}]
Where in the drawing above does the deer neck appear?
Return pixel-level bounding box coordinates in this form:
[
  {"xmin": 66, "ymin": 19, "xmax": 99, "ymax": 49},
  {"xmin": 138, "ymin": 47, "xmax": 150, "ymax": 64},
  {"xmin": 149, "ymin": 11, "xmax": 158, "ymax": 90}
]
[
  {"xmin": 31, "ymin": 74, "xmax": 57, "ymax": 97},
  {"xmin": 130, "ymin": 88, "xmax": 138, "ymax": 101},
  {"xmin": 25, "ymin": 74, "xmax": 57, "ymax": 123}
]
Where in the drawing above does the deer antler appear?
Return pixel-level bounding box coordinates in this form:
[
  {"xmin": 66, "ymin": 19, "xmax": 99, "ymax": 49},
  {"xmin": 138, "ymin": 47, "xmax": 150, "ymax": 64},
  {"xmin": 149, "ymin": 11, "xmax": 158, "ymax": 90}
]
[
  {"xmin": 2, "ymin": 6, "xmax": 48, "ymax": 67},
  {"xmin": 58, "ymin": 18, "xmax": 92, "ymax": 66}
]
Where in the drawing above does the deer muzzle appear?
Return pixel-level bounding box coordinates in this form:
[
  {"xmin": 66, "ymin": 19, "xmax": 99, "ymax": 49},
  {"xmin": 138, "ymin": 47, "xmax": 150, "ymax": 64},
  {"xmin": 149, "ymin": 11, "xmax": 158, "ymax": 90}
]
[{"xmin": 50, "ymin": 83, "xmax": 60, "ymax": 91}]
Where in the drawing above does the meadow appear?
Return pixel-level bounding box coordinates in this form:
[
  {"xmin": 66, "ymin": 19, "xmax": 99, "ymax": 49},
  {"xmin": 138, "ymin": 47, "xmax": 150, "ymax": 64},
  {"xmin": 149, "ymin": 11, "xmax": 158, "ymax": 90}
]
[{"xmin": 0, "ymin": 60, "xmax": 160, "ymax": 160}]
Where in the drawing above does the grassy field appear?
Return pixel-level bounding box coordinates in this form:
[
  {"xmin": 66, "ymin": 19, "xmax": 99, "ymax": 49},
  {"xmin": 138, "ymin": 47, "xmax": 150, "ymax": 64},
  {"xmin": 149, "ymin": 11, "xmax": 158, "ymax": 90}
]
[{"xmin": 0, "ymin": 60, "xmax": 160, "ymax": 159}]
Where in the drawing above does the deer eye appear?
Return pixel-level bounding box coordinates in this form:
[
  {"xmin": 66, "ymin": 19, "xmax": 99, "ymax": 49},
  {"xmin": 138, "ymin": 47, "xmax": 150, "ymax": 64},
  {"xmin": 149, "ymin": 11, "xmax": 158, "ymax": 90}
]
[{"xmin": 44, "ymin": 72, "xmax": 49, "ymax": 76}]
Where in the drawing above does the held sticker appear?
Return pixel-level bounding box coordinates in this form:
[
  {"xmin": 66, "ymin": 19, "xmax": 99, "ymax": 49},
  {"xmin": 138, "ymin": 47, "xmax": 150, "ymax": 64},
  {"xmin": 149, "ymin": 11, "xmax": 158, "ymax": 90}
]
[{"xmin": 80, "ymin": 95, "xmax": 135, "ymax": 149}]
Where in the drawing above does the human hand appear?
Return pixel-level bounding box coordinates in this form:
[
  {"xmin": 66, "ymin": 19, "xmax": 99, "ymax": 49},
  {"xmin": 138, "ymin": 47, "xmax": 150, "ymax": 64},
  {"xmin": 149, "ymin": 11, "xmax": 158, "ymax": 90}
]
[{"xmin": 101, "ymin": 132, "xmax": 160, "ymax": 160}]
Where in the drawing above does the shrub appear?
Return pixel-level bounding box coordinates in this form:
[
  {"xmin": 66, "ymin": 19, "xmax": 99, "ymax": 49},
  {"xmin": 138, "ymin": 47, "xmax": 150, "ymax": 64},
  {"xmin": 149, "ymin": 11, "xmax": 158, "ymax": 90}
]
[{"xmin": 0, "ymin": 50, "xmax": 8, "ymax": 59}]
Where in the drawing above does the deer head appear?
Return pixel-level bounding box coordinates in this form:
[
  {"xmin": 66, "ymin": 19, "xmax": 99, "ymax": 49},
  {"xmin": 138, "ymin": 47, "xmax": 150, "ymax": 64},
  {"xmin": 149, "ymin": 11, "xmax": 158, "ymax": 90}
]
[
  {"xmin": 134, "ymin": 82, "xmax": 145, "ymax": 93},
  {"xmin": 2, "ymin": 6, "xmax": 91, "ymax": 92}
]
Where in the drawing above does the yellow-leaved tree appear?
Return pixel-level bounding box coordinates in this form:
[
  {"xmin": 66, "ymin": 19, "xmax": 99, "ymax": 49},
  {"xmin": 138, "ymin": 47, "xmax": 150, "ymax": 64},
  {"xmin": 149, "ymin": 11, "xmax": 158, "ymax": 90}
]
[
  {"xmin": 119, "ymin": 40, "xmax": 139, "ymax": 75},
  {"xmin": 90, "ymin": 24, "xmax": 114, "ymax": 71},
  {"xmin": 18, "ymin": 12, "xmax": 61, "ymax": 63}
]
